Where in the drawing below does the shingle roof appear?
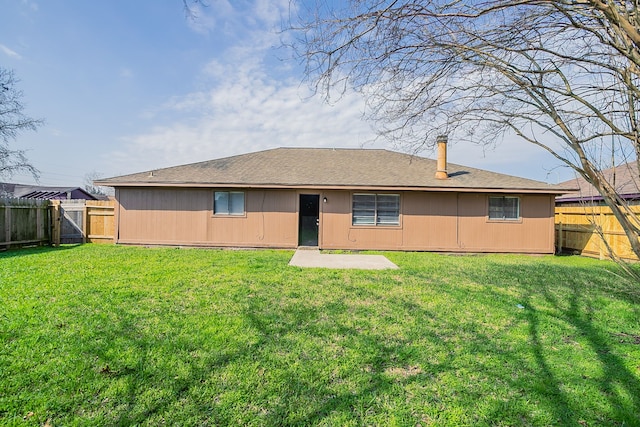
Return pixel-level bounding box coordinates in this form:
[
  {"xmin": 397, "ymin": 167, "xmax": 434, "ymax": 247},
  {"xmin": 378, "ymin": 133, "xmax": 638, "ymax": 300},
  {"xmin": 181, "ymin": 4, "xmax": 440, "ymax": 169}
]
[
  {"xmin": 556, "ymin": 162, "xmax": 640, "ymax": 202},
  {"xmin": 97, "ymin": 147, "xmax": 571, "ymax": 194}
]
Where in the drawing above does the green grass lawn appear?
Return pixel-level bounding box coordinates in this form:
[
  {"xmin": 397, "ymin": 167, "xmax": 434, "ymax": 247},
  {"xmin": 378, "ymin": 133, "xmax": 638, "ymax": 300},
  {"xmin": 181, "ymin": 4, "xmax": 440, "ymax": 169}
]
[{"xmin": 1, "ymin": 245, "xmax": 639, "ymax": 426}]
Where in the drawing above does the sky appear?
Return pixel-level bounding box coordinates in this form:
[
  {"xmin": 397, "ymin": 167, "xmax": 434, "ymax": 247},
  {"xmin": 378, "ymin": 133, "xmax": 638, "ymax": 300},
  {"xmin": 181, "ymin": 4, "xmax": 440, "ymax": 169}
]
[{"xmin": 0, "ymin": 0, "xmax": 575, "ymax": 188}]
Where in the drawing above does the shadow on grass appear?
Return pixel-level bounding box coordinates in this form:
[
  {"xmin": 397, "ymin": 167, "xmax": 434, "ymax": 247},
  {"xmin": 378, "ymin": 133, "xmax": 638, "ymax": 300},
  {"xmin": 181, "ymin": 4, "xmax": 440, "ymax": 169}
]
[
  {"xmin": 0, "ymin": 244, "xmax": 81, "ymax": 259},
  {"xmin": 18, "ymin": 251, "xmax": 639, "ymax": 425},
  {"xmin": 78, "ymin": 285, "xmax": 444, "ymax": 425},
  {"xmin": 466, "ymin": 258, "xmax": 640, "ymax": 425},
  {"xmin": 94, "ymin": 259, "xmax": 640, "ymax": 425},
  {"xmin": 73, "ymin": 304, "xmax": 263, "ymax": 425},
  {"xmin": 240, "ymin": 294, "xmax": 447, "ymax": 425}
]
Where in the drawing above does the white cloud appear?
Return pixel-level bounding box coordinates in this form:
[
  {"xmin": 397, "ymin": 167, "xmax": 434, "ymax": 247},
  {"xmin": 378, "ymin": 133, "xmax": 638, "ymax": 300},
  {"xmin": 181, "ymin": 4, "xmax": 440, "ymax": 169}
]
[
  {"xmin": 107, "ymin": 0, "xmax": 567, "ymax": 183},
  {"xmin": 106, "ymin": 0, "xmax": 378, "ymax": 175},
  {"xmin": 252, "ymin": 0, "xmax": 292, "ymax": 27},
  {"xmin": 0, "ymin": 44, "xmax": 22, "ymax": 59},
  {"xmin": 186, "ymin": 0, "xmax": 292, "ymax": 42},
  {"xmin": 110, "ymin": 62, "xmax": 568, "ymax": 182},
  {"xmin": 109, "ymin": 43, "xmax": 567, "ymax": 181},
  {"xmin": 110, "ymin": 68, "xmax": 377, "ymax": 173}
]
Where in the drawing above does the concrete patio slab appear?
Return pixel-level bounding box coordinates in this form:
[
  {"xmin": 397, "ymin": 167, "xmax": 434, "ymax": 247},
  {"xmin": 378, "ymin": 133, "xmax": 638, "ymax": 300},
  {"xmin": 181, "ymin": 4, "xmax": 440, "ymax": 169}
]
[{"xmin": 289, "ymin": 248, "xmax": 399, "ymax": 270}]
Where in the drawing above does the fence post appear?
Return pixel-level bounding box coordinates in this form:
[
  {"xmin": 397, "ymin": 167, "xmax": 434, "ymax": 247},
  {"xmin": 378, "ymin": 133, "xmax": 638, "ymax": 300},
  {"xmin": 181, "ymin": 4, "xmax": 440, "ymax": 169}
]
[
  {"xmin": 599, "ymin": 209, "xmax": 605, "ymax": 260},
  {"xmin": 50, "ymin": 201, "xmax": 61, "ymax": 247},
  {"xmin": 4, "ymin": 202, "xmax": 10, "ymax": 248},
  {"xmin": 36, "ymin": 203, "xmax": 43, "ymax": 244},
  {"xmin": 556, "ymin": 210, "xmax": 563, "ymax": 253},
  {"xmin": 82, "ymin": 202, "xmax": 88, "ymax": 244},
  {"xmin": 558, "ymin": 221, "xmax": 563, "ymax": 254}
]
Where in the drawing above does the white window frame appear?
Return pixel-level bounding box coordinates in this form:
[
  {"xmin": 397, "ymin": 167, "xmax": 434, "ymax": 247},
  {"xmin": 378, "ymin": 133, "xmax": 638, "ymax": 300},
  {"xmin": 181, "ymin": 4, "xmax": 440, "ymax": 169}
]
[
  {"xmin": 488, "ymin": 196, "xmax": 520, "ymax": 221},
  {"xmin": 352, "ymin": 193, "xmax": 400, "ymax": 226},
  {"xmin": 214, "ymin": 191, "xmax": 245, "ymax": 216}
]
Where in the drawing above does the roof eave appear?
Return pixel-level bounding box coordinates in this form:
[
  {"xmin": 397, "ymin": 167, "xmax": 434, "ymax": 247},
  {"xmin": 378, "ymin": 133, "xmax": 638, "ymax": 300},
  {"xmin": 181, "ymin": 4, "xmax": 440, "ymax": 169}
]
[{"xmin": 96, "ymin": 180, "xmax": 570, "ymax": 194}]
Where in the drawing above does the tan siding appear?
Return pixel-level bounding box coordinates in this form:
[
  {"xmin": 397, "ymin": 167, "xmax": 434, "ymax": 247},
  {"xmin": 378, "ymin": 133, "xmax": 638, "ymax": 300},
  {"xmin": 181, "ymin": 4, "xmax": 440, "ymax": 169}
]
[
  {"xmin": 402, "ymin": 192, "xmax": 459, "ymax": 249},
  {"xmin": 207, "ymin": 190, "xmax": 297, "ymax": 246},
  {"xmin": 114, "ymin": 187, "xmax": 555, "ymax": 253},
  {"xmin": 117, "ymin": 188, "xmax": 297, "ymax": 247},
  {"xmin": 118, "ymin": 188, "xmax": 208, "ymax": 243},
  {"xmin": 322, "ymin": 191, "xmax": 554, "ymax": 253},
  {"xmin": 457, "ymin": 194, "xmax": 554, "ymax": 253},
  {"xmin": 319, "ymin": 190, "xmax": 349, "ymax": 248},
  {"xmin": 321, "ymin": 190, "xmax": 404, "ymax": 250}
]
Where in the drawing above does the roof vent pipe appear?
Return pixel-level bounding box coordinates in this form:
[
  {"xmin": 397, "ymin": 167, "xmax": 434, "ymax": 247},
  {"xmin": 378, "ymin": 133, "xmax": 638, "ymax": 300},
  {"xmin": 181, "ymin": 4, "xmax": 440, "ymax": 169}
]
[{"xmin": 435, "ymin": 135, "xmax": 448, "ymax": 180}]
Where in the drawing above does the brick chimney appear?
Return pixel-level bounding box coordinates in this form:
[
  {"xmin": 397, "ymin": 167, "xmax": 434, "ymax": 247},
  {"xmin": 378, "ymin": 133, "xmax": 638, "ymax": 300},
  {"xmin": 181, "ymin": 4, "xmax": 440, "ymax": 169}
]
[{"xmin": 435, "ymin": 135, "xmax": 448, "ymax": 180}]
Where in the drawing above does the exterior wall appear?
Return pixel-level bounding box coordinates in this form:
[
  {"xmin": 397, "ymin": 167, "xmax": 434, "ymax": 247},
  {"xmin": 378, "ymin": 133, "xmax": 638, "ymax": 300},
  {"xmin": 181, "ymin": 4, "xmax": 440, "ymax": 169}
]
[
  {"xmin": 455, "ymin": 193, "xmax": 555, "ymax": 253},
  {"xmin": 320, "ymin": 191, "xmax": 555, "ymax": 253},
  {"xmin": 115, "ymin": 187, "xmax": 298, "ymax": 247},
  {"xmin": 114, "ymin": 187, "xmax": 556, "ymax": 253}
]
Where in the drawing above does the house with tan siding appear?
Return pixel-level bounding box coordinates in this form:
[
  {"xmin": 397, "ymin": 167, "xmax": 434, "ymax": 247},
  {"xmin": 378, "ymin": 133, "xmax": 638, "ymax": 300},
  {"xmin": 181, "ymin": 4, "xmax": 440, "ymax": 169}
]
[{"xmin": 96, "ymin": 141, "xmax": 572, "ymax": 253}]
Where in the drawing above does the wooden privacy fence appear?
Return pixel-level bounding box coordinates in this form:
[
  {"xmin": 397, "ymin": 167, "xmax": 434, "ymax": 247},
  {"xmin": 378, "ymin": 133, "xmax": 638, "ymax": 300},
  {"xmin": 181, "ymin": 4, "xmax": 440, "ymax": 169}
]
[
  {"xmin": 0, "ymin": 197, "xmax": 50, "ymax": 249},
  {"xmin": 0, "ymin": 198, "xmax": 115, "ymax": 249},
  {"xmin": 50, "ymin": 200, "xmax": 115, "ymax": 245},
  {"xmin": 555, "ymin": 205, "xmax": 640, "ymax": 261}
]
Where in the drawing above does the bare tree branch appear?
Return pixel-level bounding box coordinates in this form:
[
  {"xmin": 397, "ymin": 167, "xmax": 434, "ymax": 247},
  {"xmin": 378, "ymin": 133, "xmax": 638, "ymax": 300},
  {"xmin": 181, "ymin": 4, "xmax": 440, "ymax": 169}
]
[
  {"xmin": 290, "ymin": 0, "xmax": 640, "ymax": 265},
  {"xmin": 0, "ymin": 67, "xmax": 42, "ymax": 180},
  {"xmin": 182, "ymin": 0, "xmax": 208, "ymax": 20}
]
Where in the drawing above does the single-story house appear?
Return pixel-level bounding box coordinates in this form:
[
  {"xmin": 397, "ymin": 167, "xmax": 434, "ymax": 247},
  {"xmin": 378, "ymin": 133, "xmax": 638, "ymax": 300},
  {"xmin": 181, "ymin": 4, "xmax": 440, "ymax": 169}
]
[
  {"xmin": 0, "ymin": 182, "xmax": 98, "ymax": 200},
  {"xmin": 555, "ymin": 161, "xmax": 640, "ymax": 206},
  {"xmin": 96, "ymin": 141, "xmax": 572, "ymax": 253}
]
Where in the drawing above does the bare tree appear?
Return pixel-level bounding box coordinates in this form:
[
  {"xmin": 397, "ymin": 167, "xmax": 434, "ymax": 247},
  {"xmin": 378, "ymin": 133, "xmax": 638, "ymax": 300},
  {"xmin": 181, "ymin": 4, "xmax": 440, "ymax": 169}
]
[
  {"xmin": 84, "ymin": 171, "xmax": 113, "ymax": 197},
  {"xmin": 182, "ymin": 0, "xmax": 207, "ymax": 19},
  {"xmin": 0, "ymin": 67, "xmax": 42, "ymax": 179},
  {"xmin": 291, "ymin": 0, "xmax": 640, "ymax": 261}
]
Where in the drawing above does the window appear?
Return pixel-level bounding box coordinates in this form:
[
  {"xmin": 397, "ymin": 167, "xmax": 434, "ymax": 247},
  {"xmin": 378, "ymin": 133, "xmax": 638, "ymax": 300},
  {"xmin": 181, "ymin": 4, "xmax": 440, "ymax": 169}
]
[
  {"xmin": 488, "ymin": 196, "xmax": 520, "ymax": 220},
  {"xmin": 214, "ymin": 191, "xmax": 245, "ymax": 215},
  {"xmin": 352, "ymin": 193, "xmax": 400, "ymax": 226}
]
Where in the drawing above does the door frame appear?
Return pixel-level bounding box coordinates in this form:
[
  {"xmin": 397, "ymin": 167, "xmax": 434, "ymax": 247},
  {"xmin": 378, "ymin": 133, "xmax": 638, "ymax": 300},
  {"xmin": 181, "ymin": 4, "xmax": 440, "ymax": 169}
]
[{"xmin": 298, "ymin": 193, "xmax": 320, "ymax": 247}]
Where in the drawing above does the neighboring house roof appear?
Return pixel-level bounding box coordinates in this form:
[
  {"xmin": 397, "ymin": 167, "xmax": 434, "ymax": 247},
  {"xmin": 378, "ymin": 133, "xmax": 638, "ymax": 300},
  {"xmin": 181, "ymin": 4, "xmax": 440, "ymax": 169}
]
[
  {"xmin": 0, "ymin": 182, "xmax": 97, "ymax": 200},
  {"xmin": 96, "ymin": 147, "xmax": 572, "ymax": 194},
  {"xmin": 555, "ymin": 162, "xmax": 640, "ymax": 203}
]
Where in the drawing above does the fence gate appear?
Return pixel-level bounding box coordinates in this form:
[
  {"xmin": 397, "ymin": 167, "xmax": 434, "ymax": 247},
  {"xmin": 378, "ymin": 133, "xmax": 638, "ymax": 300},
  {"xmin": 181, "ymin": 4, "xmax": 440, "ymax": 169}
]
[{"xmin": 59, "ymin": 200, "xmax": 85, "ymax": 244}]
